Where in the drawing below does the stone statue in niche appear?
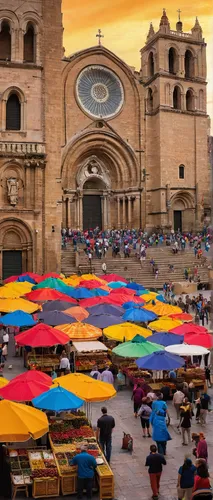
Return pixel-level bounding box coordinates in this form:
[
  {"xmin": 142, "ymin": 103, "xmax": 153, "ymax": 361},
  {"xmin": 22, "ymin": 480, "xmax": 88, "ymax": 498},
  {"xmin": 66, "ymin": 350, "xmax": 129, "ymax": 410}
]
[{"xmin": 7, "ymin": 177, "xmax": 19, "ymax": 206}]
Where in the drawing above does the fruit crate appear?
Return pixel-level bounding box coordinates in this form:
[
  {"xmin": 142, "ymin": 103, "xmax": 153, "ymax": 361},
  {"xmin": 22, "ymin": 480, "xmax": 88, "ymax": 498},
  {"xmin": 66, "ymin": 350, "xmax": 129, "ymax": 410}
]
[
  {"xmin": 32, "ymin": 477, "xmax": 60, "ymax": 498},
  {"xmin": 96, "ymin": 464, "xmax": 114, "ymax": 500},
  {"xmin": 61, "ymin": 473, "xmax": 77, "ymax": 495}
]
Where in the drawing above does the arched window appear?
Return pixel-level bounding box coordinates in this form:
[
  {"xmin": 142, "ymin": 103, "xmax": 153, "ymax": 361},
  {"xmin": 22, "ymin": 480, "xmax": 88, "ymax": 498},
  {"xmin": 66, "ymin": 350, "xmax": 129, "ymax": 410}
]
[
  {"xmin": 147, "ymin": 88, "xmax": 153, "ymax": 112},
  {"xmin": 185, "ymin": 50, "xmax": 194, "ymax": 78},
  {"xmin": 148, "ymin": 52, "xmax": 154, "ymax": 77},
  {"xmin": 6, "ymin": 94, "xmax": 21, "ymax": 130},
  {"xmin": 186, "ymin": 89, "xmax": 194, "ymax": 111},
  {"xmin": 199, "ymin": 89, "xmax": 204, "ymax": 111},
  {"xmin": 0, "ymin": 21, "xmax": 11, "ymax": 60},
  {"xmin": 179, "ymin": 165, "xmax": 184, "ymax": 179},
  {"xmin": 169, "ymin": 47, "xmax": 178, "ymax": 74},
  {"xmin": 24, "ymin": 23, "xmax": 35, "ymax": 62},
  {"xmin": 173, "ymin": 86, "xmax": 181, "ymax": 110}
]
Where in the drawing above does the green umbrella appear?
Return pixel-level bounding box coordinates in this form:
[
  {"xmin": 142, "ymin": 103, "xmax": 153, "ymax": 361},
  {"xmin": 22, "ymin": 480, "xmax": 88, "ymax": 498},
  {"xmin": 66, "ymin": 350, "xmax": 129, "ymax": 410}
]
[
  {"xmin": 33, "ymin": 278, "xmax": 72, "ymax": 292},
  {"xmin": 112, "ymin": 335, "xmax": 163, "ymax": 358}
]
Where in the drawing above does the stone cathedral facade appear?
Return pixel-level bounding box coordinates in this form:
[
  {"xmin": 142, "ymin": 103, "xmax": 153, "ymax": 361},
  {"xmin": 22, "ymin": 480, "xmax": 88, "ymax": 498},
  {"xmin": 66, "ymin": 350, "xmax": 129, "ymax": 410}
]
[{"xmin": 0, "ymin": 1, "xmax": 210, "ymax": 278}]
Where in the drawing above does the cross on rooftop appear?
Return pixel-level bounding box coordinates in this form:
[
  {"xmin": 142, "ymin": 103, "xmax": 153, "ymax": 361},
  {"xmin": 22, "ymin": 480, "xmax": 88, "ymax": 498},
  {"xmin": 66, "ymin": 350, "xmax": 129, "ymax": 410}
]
[
  {"xmin": 177, "ymin": 9, "xmax": 182, "ymax": 22},
  {"xmin": 96, "ymin": 29, "xmax": 104, "ymax": 46}
]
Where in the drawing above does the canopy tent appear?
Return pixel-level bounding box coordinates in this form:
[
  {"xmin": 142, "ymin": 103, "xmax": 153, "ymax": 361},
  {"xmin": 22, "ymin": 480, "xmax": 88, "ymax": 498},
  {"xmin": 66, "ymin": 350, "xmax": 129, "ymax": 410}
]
[
  {"xmin": 0, "ymin": 371, "xmax": 52, "ymax": 402},
  {"xmin": 103, "ymin": 322, "xmax": 152, "ymax": 342},
  {"xmin": 86, "ymin": 304, "xmax": 124, "ymax": 317},
  {"xmin": 33, "ymin": 386, "xmax": 83, "ymax": 412},
  {"xmin": 112, "ymin": 336, "xmax": 163, "ymax": 358},
  {"xmin": 165, "ymin": 344, "xmax": 210, "ymax": 356},
  {"xmin": 72, "ymin": 341, "xmax": 108, "ymax": 352},
  {"xmin": 53, "ymin": 373, "xmax": 116, "ymax": 402},
  {"xmin": 149, "ymin": 331, "xmax": 184, "ymax": 347},
  {"xmin": 36, "ymin": 310, "xmax": 76, "ymax": 326},
  {"xmin": 136, "ymin": 350, "xmax": 185, "ymax": 370},
  {"xmin": 0, "ymin": 400, "xmax": 48, "ymax": 442},
  {"xmin": 56, "ymin": 322, "xmax": 102, "ymax": 341},
  {"xmin": 0, "ymin": 310, "xmax": 37, "ymax": 327},
  {"xmin": 83, "ymin": 314, "xmax": 124, "ymax": 329},
  {"xmin": 122, "ymin": 308, "xmax": 157, "ymax": 323},
  {"xmin": 16, "ymin": 323, "xmax": 70, "ymax": 347},
  {"xmin": 0, "ymin": 298, "xmax": 40, "ymax": 314}
]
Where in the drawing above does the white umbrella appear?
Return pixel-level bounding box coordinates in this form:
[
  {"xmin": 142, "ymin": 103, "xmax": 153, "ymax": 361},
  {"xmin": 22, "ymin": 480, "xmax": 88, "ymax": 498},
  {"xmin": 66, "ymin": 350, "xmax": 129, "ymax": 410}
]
[{"xmin": 165, "ymin": 344, "xmax": 209, "ymax": 356}]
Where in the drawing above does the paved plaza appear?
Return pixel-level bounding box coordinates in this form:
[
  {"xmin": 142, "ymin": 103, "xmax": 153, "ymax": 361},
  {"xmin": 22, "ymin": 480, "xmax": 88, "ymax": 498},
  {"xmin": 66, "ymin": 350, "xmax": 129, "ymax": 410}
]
[{"xmin": 3, "ymin": 338, "xmax": 213, "ymax": 500}]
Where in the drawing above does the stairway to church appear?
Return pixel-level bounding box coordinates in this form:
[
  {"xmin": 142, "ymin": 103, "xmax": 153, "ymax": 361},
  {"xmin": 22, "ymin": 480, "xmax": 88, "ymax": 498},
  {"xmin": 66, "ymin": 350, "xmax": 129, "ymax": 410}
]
[{"xmin": 61, "ymin": 244, "xmax": 209, "ymax": 289}]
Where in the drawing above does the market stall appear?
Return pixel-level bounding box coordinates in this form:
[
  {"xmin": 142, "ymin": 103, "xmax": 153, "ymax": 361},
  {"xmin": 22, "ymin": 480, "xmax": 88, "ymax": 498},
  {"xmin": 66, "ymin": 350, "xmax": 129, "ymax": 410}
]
[
  {"xmin": 49, "ymin": 414, "xmax": 114, "ymax": 499},
  {"xmin": 72, "ymin": 341, "xmax": 110, "ymax": 372}
]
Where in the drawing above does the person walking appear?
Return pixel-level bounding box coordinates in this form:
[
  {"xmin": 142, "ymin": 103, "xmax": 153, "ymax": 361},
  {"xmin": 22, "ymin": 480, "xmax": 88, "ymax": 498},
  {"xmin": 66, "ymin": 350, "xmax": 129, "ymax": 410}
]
[
  {"xmin": 97, "ymin": 407, "xmax": 115, "ymax": 464},
  {"xmin": 2, "ymin": 329, "xmax": 9, "ymax": 346},
  {"xmin": 200, "ymin": 392, "xmax": 210, "ymax": 425},
  {"xmin": 150, "ymin": 392, "xmax": 171, "ymax": 455},
  {"xmin": 196, "ymin": 433, "xmax": 208, "ymax": 461},
  {"xmin": 132, "ymin": 383, "xmax": 145, "ymax": 417},
  {"xmin": 138, "ymin": 397, "xmax": 152, "ymax": 438},
  {"xmin": 173, "ymin": 388, "xmax": 185, "ymax": 419},
  {"xmin": 205, "ymin": 366, "xmax": 211, "ymax": 388},
  {"xmin": 100, "ymin": 367, "xmax": 114, "ymax": 384},
  {"xmin": 177, "ymin": 457, "xmax": 196, "ymax": 500},
  {"xmin": 70, "ymin": 443, "xmax": 97, "ymax": 499},
  {"xmin": 145, "ymin": 444, "xmax": 166, "ymax": 500},
  {"xmin": 179, "ymin": 398, "xmax": 192, "ymax": 446},
  {"xmin": 193, "ymin": 459, "xmax": 211, "ymax": 493},
  {"xmin": 101, "ymin": 262, "xmax": 107, "ymax": 275}
]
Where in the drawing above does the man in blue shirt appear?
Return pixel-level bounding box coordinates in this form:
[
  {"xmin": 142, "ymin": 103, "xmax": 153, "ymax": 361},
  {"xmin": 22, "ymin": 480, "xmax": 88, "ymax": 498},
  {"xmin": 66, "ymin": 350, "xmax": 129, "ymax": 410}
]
[{"xmin": 71, "ymin": 444, "xmax": 97, "ymax": 499}]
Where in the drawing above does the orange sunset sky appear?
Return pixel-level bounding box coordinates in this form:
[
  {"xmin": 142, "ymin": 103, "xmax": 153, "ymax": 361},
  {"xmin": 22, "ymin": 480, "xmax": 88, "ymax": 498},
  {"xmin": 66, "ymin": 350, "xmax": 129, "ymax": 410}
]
[{"xmin": 62, "ymin": 0, "xmax": 213, "ymax": 127}]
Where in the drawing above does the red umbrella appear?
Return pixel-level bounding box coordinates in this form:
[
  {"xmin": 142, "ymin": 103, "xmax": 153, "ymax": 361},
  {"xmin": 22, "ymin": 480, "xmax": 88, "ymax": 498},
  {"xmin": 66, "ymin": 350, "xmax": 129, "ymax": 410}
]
[
  {"xmin": 184, "ymin": 332, "xmax": 213, "ymax": 349},
  {"xmin": 80, "ymin": 297, "xmax": 106, "ymax": 308},
  {"xmin": 169, "ymin": 313, "xmax": 193, "ymax": 322},
  {"xmin": 170, "ymin": 323, "xmax": 208, "ymax": 335},
  {"xmin": 40, "ymin": 272, "xmax": 63, "ymax": 281},
  {"xmin": 4, "ymin": 275, "xmax": 19, "ymax": 284},
  {"xmin": 110, "ymin": 288, "xmax": 135, "ymax": 296},
  {"xmin": 4, "ymin": 273, "xmax": 42, "ymax": 284},
  {"xmin": 25, "ymin": 289, "xmax": 77, "ymax": 303},
  {"xmin": 78, "ymin": 279, "xmax": 103, "ymax": 289},
  {"xmin": 106, "ymin": 294, "xmax": 145, "ymax": 306},
  {"xmin": 0, "ymin": 371, "xmax": 52, "ymax": 402},
  {"xmin": 16, "ymin": 323, "xmax": 70, "ymax": 347},
  {"xmin": 99, "ymin": 274, "xmax": 128, "ymax": 283}
]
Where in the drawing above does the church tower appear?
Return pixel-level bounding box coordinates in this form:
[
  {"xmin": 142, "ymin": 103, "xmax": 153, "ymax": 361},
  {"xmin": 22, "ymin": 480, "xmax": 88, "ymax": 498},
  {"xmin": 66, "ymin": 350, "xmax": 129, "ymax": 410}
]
[
  {"xmin": 0, "ymin": 0, "xmax": 63, "ymax": 279},
  {"xmin": 140, "ymin": 10, "xmax": 209, "ymax": 231}
]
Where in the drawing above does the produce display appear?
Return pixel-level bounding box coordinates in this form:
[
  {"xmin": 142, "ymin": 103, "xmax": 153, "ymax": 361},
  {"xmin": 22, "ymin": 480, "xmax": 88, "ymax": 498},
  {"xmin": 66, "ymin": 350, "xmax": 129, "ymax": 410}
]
[
  {"xmin": 49, "ymin": 417, "xmax": 94, "ymax": 445},
  {"xmin": 75, "ymin": 353, "xmax": 111, "ymax": 372},
  {"xmin": 177, "ymin": 367, "xmax": 205, "ymax": 382},
  {"xmin": 28, "ymin": 451, "xmax": 59, "ymax": 479},
  {"xmin": 27, "ymin": 354, "xmax": 60, "ymax": 372},
  {"xmin": 9, "ymin": 449, "xmax": 32, "ymax": 485}
]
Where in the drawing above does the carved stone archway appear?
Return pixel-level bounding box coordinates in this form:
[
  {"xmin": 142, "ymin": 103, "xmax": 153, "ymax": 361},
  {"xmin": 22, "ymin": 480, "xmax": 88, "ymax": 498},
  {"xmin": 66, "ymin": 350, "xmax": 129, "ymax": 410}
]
[{"xmin": 0, "ymin": 218, "xmax": 33, "ymax": 280}]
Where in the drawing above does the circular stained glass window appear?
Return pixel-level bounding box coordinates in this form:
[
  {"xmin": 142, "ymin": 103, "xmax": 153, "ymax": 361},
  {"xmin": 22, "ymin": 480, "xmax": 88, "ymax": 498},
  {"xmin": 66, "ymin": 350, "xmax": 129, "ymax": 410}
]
[{"xmin": 76, "ymin": 65, "xmax": 124, "ymax": 119}]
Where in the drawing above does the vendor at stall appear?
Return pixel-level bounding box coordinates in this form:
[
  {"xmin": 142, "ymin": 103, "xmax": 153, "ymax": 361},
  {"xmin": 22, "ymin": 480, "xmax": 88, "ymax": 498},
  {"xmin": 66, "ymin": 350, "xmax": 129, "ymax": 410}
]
[{"xmin": 70, "ymin": 443, "xmax": 97, "ymax": 500}]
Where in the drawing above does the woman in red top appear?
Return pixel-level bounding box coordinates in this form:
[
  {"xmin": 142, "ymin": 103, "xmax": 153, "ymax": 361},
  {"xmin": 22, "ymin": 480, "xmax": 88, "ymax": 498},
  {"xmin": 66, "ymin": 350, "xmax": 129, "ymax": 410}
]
[
  {"xmin": 196, "ymin": 433, "xmax": 208, "ymax": 461},
  {"xmin": 193, "ymin": 459, "xmax": 211, "ymax": 491}
]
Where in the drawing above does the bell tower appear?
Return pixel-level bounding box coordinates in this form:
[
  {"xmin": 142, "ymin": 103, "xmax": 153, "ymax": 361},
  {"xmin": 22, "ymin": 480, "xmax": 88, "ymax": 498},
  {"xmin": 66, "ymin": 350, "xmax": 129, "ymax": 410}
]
[{"xmin": 141, "ymin": 10, "xmax": 209, "ymax": 231}]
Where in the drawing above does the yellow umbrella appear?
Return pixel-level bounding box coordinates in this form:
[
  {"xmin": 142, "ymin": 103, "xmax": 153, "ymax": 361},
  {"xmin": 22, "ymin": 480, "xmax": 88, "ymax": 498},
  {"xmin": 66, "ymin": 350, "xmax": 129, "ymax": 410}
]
[
  {"xmin": 144, "ymin": 303, "xmax": 182, "ymax": 316},
  {"xmin": 53, "ymin": 373, "xmax": 116, "ymax": 402},
  {"xmin": 103, "ymin": 322, "xmax": 151, "ymax": 342},
  {"xmin": 140, "ymin": 294, "xmax": 160, "ymax": 303},
  {"xmin": 148, "ymin": 318, "xmax": 183, "ymax": 332},
  {"xmin": 0, "ymin": 377, "xmax": 9, "ymax": 388},
  {"xmin": 56, "ymin": 322, "xmax": 102, "ymax": 340},
  {"xmin": 62, "ymin": 275, "xmax": 81, "ymax": 286},
  {"xmin": 0, "ymin": 282, "xmax": 33, "ymax": 298},
  {"xmin": 0, "ymin": 298, "xmax": 40, "ymax": 313},
  {"xmin": 81, "ymin": 274, "xmax": 105, "ymax": 283},
  {"xmin": 0, "ymin": 399, "xmax": 48, "ymax": 442}
]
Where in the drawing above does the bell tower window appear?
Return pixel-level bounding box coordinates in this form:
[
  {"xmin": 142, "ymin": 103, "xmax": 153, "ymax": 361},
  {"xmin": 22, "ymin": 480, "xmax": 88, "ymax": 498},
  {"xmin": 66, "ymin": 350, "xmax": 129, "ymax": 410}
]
[
  {"xmin": 185, "ymin": 50, "xmax": 194, "ymax": 78},
  {"xmin": 186, "ymin": 89, "xmax": 195, "ymax": 111},
  {"xmin": 24, "ymin": 23, "xmax": 35, "ymax": 62},
  {"xmin": 147, "ymin": 88, "xmax": 153, "ymax": 112},
  {"xmin": 173, "ymin": 86, "xmax": 181, "ymax": 110},
  {"xmin": 6, "ymin": 94, "xmax": 21, "ymax": 130},
  {"xmin": 179, "ymin": 165, "xmax": 185, "ymax": 179},
  {"xmin": 0, "ymin": 21, "xmax": 11, "ymax": 61},
  {"xmin": 169, "ymin": 47, "xmax": 178, "ymax": 74},
  {"xmin": 148, "ymin": 52, "xmax": 154, "ymax": 77}
]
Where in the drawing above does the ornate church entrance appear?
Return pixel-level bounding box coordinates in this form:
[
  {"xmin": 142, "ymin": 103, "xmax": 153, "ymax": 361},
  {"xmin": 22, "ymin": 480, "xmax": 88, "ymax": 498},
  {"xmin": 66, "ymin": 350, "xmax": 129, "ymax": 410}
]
[
  {"xmin": 3, "ymin": 251, "xmax": 22, "ymax": 280},
  {"xmin": 83, "ymin": 195, "xmax": 102, "ymax": 230}
]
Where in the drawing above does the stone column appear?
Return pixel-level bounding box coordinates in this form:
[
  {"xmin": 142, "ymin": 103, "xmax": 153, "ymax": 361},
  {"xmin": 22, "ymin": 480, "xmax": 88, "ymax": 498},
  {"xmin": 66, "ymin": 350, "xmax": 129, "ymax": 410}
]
[
  {"xmin": 117, "ymin": 196, "xmax": 120, "ymax": 228},
  {"xmin": 25, "ymin": 167, "xmax": 31, "ymax": 208},
  {"xmin": 166, "ymin": 183, "xmax": 172, "ymax": 227},
  {"xmin": 122, "ymin": 196, "xmax": 126, "ymax": 227},
  {"xmin": 107, "ymin": 193, "xmax": 111, "ymax": 228},
  {"xmin": 103, "ymin": 193, "xmax": 107, "ymax": 229},
  {"xmin": 79, "ymin": 194, "xmax": 83, "ymax": 230},
  {"xmin": 134, "ymin": 195, "xmax": 140, "ymax": 227},
  {"xmin": 128, "ymin": 196, "xmax": 132, "ymax": 226},
  {"xmin": 67, "ymin": 197, "xmax": 71, "ymax": 228},
  {"xmin": 74, "ymin": 196, "xmax": 78, "ymax": 228}
]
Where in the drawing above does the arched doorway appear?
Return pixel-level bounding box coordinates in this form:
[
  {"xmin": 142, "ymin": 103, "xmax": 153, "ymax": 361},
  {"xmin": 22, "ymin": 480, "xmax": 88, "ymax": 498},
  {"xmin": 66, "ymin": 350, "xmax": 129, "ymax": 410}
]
[
  {"xmin": 83, "ymin": 177, "xmax": 106, "ymax": 229},
  {"xmin": 171, "ymin": 192, "xmax": 195, "ymax": 232},
  {"xmin": 0, "ymin": 218, "xmax": 33, "ymax": 280}
]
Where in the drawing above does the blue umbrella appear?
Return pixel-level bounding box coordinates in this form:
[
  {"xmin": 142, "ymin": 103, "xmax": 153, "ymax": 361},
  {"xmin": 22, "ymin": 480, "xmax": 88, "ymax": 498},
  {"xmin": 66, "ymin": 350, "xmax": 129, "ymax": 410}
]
[
  {"xmin": 156, "ymin": 294, "xmax": 168, "ymax": 303},
  {"xmin": 32, "ymin": 386, "xmax": 83, "ymax": 412},
  {"xmin": 36, "ymin": 310, "xmax": 76, "ymax": 326},
  {"xmin": 73, "ymin": 288, "xmax": 93, "ymax": 299},
  {"xmin": 83, "ymin": 314, "xmax": 123, "ymax": 329},
  {"xmin": 123, "ymin": 308, "xmax": 157, "ymax": 323},
  {"xmin": 0, "ymin": 310, "xmax": 37, "ymax": 327},
  {"xmin": 136, "ymin": 350, "xmax": 185, "ymax": 370},
  {"xmin": 123, "ymin": 301, "xmax": 143, "ymax": 310},
  {"xmin": 87, "ymin": 304, "xmax": 124, "ymax": 316},
  {"xmin": 16, "ymin": 275, "xmax": 36, "ymax": 284},
  {"xmin": 91, "ymin": 288, "xmax": 109, "ymax": 297},
  {"xmin": 136, "ymin": 290, "xmax": 148, "ymax": 296},
  {"xmin": 108, "ymin": 281, "xmax": 127, "ymax": 289},
  {"xmin": 149, "ymin": 331, "xmax": 184, "ymax": 347},
  {"xmin": 127, "ymin": 283, "xmax": 145, "ymax": 291}
]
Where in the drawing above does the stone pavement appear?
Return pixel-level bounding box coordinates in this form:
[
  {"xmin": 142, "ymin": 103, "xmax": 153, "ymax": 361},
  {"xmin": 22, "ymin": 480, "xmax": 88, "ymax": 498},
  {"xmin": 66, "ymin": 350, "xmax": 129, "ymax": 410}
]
[{"xmin": 2, "ymin": 338, "xmax": 213, "ymax": 500}]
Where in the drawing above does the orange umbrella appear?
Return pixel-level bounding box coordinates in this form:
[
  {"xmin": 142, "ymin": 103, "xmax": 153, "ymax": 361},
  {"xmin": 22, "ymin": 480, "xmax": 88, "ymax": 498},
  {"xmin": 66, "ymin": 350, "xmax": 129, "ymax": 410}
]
[
  {"xmin": 168, "ymin": 313, "xmax": 193, "ymax": 322},
  {"xmin": 64, "ymin": 306, "xmax": 89, "ymax": 321},
  {"xmin": 56, "ymin": 322, "xmax": 102, "ymax": 340}
]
